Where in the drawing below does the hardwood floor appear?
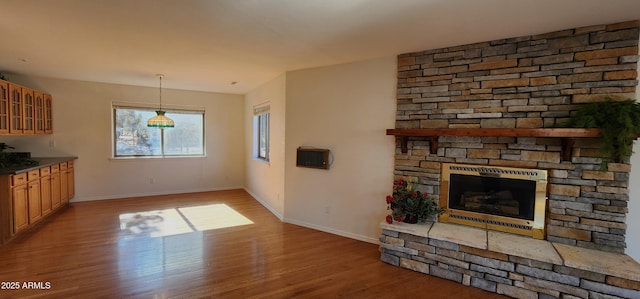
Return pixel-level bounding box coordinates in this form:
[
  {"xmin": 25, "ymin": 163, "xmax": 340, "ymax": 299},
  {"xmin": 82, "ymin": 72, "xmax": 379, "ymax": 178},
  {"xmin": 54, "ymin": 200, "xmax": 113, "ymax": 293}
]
[{"xmin": 0, "ymin": 189, "xmax": 507, "ymax": 298}]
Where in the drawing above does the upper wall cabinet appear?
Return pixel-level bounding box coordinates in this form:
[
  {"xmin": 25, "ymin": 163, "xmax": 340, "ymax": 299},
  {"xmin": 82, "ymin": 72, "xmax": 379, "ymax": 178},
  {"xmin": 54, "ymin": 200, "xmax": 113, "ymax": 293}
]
[
  {"xmin": 9, "ymin": 83, "xmax": 23, "ymax": 134},
  {"xmin": 44, "ymin": 93, "xmax": 52, "ymax": 134},
  {"xmin": 34, "ymin": 92, "xmax": 45, "ymax": 134},
  {"xmin": 1, "ymin": 80, "xmax": 52, "ymax": 135},
  {"xmin": 0, "ymin": 81, "xmax": 9, "ymax": 134},
  {"xmin": 23, "ymin": 89, "xmax": 34, "ymax": 134}
]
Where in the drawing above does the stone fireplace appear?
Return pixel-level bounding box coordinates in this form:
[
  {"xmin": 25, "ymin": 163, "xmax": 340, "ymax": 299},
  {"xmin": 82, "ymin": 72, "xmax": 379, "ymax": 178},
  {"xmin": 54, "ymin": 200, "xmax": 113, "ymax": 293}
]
[
  {"xmin": 380, "ymin": 20, "xmax": 640, "ymax": 298},
  {"xmin": 439, "ymin": 163, "xmax": 548, "ymax": 239}
]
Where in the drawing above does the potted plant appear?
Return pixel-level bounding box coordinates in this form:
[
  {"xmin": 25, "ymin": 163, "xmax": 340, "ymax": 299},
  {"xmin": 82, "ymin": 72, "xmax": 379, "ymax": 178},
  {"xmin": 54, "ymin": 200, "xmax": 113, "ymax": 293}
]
[
  {"xmin": 385, "ymin": 178, "xmax": 443, "ymax": 224},
  {"xmin": 560, "ymin": 98, "xmax": 640, "ymax": 170}
]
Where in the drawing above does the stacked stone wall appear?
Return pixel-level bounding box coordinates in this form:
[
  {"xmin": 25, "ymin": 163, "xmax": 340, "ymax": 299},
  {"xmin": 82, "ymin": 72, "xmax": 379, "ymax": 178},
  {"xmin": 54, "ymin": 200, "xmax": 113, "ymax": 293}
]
[
  {"xmin": 380, "ymin": 227, "xmax": 640, "ymax": 299},
  {"xmin": 393, "ymin": 21, "xmax": 639, "ymax": 253}
]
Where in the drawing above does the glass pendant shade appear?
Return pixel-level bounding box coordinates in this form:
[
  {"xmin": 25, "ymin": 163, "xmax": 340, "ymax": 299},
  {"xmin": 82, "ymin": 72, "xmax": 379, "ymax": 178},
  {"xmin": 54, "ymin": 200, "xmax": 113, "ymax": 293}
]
[
  {"xmin": 147, "ymin": 110, "xmax": 175, "ymax": 128},
  {"xmin": 147, "ymin": 74, "xmax": 174, "ymax": 128}
]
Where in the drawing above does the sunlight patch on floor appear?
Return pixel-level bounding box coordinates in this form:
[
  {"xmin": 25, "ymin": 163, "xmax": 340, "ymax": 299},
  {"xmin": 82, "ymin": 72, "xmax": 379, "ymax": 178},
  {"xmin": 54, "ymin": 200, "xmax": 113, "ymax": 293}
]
[
  {"xmin": 178, "ymin": 204, "xmax": 254, "ymax": 231},
  {"xmin": 119, "ymin": 208, "xmax": 193, "ymax": 238},
  {"xmin": 119, "ymin": 204, "xmax": 253, "ymax": 238}
]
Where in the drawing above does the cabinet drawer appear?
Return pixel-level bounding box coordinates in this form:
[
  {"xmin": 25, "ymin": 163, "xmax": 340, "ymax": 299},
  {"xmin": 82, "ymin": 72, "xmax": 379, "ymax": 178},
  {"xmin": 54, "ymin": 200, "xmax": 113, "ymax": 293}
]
[
  {"xmin": 27, "ymin": 170, "xmax": 40, "ymax": 181},
  {"xmin": 40, "ymin": 166, "xmax": 51, "ymax": 176},
  {"xmin": 51, "ymin": 164, "xmax": 59, "ymax": 173},
  {"xmin": 12, "ymin": 173, "xmax": 27, "ymax": 186},
  {"xmin": 59, "ymin": 162, "xmax": 67, "ymax": 170}
]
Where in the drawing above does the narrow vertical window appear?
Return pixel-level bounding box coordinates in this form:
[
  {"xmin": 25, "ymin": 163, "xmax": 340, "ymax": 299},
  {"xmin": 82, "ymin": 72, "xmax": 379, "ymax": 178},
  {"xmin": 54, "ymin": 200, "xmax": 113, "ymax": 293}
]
[{"xmin": 254, "ymin": 104, "xmax": 270, "ymax": 161}]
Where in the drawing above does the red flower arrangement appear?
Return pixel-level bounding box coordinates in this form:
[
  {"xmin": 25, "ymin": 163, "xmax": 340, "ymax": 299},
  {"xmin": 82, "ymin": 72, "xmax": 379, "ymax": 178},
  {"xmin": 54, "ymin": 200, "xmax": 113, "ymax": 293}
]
[{"xmin": 385, "ymin": 178, "xmax": 443, "ymax": 224}]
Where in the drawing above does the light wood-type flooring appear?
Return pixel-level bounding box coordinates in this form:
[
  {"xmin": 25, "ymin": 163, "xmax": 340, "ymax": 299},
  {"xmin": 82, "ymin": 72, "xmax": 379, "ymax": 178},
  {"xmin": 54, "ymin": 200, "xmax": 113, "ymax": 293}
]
[{"xmin": 0, "ymin": 189, "xmax": 507, "ymax": 298}]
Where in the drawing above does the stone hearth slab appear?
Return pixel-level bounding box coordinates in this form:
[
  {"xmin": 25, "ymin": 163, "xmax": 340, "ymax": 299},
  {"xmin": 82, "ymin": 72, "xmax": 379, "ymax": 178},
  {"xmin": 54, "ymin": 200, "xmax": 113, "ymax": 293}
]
[
  {"xmin": 488, "ymin": 231, "xmax": 562, "ymax": 265},
  {"xmin": 429, "ymin": 222, "xmax": 487, "ymax": 249},
  {"xmin": 380, "ymin": 221, "xmax": 640, "ymax": 281},
  {"xmin": 554, "ymin": 243, "xmax": 640, "ymax": 281},
  {"xmin": 380, "ymin": 221, "xmax": 432, "ymax": 237}
]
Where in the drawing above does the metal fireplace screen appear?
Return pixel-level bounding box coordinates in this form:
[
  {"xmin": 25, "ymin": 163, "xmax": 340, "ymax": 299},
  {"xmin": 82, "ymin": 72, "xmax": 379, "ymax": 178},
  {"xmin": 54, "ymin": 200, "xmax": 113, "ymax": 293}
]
[{"xmin": 439, "ymin": 163, "xmax": 548, "ymax": 239}]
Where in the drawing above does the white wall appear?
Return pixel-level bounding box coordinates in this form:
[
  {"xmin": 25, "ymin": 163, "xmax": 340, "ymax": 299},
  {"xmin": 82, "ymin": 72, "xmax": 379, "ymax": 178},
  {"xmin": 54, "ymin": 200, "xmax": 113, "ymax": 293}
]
[
  {"xmin": 244, "ymin": 73, "xmax": 286, "ymax": 219},
  {"xmin": 1, "ymin": 75, "xmax": 245, "ymax": 202},
  {"xmin": 627, "ymin": 48, "xmax": 640, "ymax": 261},
  {"xmin": 283, "ymin": 57, "xmax": 396, "ymax": 243},
  {"xmin": 628, "ymin": 143, "xmax": 640, "ymax": 260}
]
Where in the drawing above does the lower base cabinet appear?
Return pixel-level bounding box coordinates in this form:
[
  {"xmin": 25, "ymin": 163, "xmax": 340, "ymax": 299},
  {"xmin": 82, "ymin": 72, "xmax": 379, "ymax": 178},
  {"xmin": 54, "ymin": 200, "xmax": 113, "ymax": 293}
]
[
  {"xmin": 27, "ymin": 180, "xmax": 42, "ymax": 224},
  {"xmin": 12, "ymin": 184, "xmax": 28, "ymax": 234},
  {"xmin": 1, "ymin": 159, "xmax": 76, "ymax": 245},
  {"xmin": 40, "ymin": 173, "xmax": 52, "ymax": 216}
]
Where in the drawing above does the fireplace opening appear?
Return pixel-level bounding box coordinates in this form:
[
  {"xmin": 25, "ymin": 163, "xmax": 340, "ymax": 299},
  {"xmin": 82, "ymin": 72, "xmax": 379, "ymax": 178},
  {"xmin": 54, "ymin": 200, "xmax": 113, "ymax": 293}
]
[
  {"xmin": 439, "ymin": 163, "xmax": 548, "ymax": 239},
  {"xmin": 448, "ymin": 174, "xmax": 536, "ymax": 221}
]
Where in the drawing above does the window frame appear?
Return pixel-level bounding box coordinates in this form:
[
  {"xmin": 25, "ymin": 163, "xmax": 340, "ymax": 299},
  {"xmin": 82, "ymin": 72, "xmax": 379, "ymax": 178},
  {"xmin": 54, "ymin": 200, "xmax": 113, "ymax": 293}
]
[
  {"xmin": 112, "ymin": 102, "xmax": 206, "ymax": 159},
  {"xmin": 254, "ymin": 104, "xmax": 270, "ymax": 162}
]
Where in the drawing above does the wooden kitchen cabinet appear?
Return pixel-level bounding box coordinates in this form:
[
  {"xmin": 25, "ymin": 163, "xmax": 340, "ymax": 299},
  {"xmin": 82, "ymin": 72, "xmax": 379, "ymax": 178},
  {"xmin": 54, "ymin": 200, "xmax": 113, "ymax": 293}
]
[
  {"xmin": 12, "ymin": 170, "xmax": 42, "ymax": 234},
  {"xmin": 27, "ymin": 170, "xmax": 41, "ymax": 224},
  {"xmin": 0, "ymin": 80, "xmax": 9, "ymax": 134},
  {"xmin": 0, "ymin": 158, "xmax": 76, "ymax": 245},
  {"xmin": 60, "ymin": 162, "xmax": 68, "ymax": 204},
  {"xmin": 44, "ymin": 93, "xmax": 53, "ymax": 134},
  {"xmin": 12, "ymin": 186, "xmax": 28, "ymax": 233},
  {"xmin": 40, "ymin": 166, "xmax": 52, "ymax": 216},
  {"xmin": 67, "ymin": 161, "xmax": 75, "ymax": 199},
  {"xmin": 50, "ymin": 164, "xmax": 61, "ymax": 209},
  {"xmin": 22, "ymin": 88, "xmax": 35, "ymax": 134},
  {"xmin": 9, "ymin": 83, "xmax": 23, "ymax": 134},
  {"xmin": 1, "ymin": 80, "xmax": 52, "ymax": 135},
  {"xmin": 34, "ymin": 91, "xmax": 45, "ymax": 134},
  {"xmin": 11, "ymin": 173, "xmax": 28, "ymax": 234}
]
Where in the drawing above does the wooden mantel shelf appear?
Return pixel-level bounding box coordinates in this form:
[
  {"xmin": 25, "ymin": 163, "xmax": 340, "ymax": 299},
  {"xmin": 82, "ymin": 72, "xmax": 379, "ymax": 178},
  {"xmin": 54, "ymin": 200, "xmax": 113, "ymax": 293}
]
[{"xmin": 386, "ymin": 128, "xmax": 601, "ymax": 161}]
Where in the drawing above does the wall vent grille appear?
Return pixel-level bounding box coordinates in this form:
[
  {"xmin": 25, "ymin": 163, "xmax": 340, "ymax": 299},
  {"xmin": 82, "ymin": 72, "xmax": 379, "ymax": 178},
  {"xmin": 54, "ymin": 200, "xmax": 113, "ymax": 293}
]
[{"xmin": 449, "ymin": 165, "xmax": 539, "ymax": 176}]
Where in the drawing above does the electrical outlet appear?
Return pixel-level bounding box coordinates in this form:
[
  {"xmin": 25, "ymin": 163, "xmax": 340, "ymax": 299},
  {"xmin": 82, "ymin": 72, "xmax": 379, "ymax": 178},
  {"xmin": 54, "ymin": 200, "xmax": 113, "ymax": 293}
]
[
  {"xmin": 149, "ymin": 177, "xmax": 154, "ymax": 184},
  {"xmin": 49, "ymin": 140, "xmax": 55, "ymax": 148},
  {"xmin": 324, "ymin": 206, "xmax": 330, "ymax": 214}
]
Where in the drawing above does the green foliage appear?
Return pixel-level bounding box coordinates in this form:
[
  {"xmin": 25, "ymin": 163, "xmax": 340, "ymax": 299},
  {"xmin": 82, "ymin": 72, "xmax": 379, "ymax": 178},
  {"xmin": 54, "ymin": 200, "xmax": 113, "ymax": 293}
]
[
  {"xmin": 560, "ymin": 98, "xmax": 640, "ymax": 169},
  {"xmin": 0, "ymin": 143, "xmax": 12, "ymax": 151},
  {"xmin": 385, "ymin": 178, "xmax": 444, "ymax": 224},
  {"xmin": 0, "ymin": 143, "xmax": 39, "ymax": 168},
  {"xmin": 116, "ymin": 109, "xmax": 152, "ymax": 144}
]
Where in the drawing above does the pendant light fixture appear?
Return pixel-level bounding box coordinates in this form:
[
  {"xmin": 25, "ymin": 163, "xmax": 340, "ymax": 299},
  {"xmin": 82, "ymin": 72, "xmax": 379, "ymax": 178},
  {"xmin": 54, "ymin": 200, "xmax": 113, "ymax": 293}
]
[{"xmin": 147, "ymin": 74, "xmax": 175, "ymax": 128}]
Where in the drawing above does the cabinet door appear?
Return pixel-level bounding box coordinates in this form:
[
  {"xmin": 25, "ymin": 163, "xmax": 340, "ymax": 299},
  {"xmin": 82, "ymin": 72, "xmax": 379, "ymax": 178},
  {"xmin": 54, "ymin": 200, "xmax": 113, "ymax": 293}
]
[
  {"xmin": 60, "ymin": 163, "xmax": 68, "ymax": 204},
  {"xmin": 22, "ymin": 88, "xmax": 35, "ymax": 134},
  {"xmin": 34, "ymin": 91, "xmax": 45, "ymax": 134},
  {"xmin": 27, "ymin": 180, "xmax": 41, "ymax": 223},
  {"xmin": 50, "ymin": 172, "xmax": 61, "ymax": 209},
  {"xmin": 12, "ymin": 185, "xmax": 28, "ymax": 233},
  {"xmin": 0, "ymin": 80, "xmax": 9, "ymax": 134},
  {"xmin": 44, "ymin": 94, "xmax": 53, "ymax": 134},
  {"xmin": 68, "ymin": 163, "xmax": 75, "ymax": 199},
  {"xmin": 40, "ymin": 175, "xmax": 52, "ymax": 216},
  {"xmin": 8, "ymin": 83, "xmax": 23, "ymax": 134}
]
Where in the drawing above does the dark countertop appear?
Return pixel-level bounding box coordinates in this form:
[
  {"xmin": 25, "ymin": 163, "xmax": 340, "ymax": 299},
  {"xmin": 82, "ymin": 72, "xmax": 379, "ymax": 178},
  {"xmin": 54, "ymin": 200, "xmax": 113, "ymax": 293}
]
[{"xmin": 0, "ymin": 157, "xmax": 77, "ymax": 175}]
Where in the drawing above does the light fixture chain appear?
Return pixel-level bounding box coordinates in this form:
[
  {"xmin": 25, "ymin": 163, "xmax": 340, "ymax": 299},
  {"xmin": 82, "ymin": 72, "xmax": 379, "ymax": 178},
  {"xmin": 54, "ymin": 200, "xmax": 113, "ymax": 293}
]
[{"xmin": 159, "ymin": 75, "xmax": 163, "ymax": 110}]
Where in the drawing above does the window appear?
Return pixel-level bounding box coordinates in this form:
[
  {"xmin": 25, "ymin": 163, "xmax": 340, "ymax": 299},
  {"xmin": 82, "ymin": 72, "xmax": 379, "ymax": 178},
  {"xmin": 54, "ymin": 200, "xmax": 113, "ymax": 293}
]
[
  {"xmin": 113, "ymin": 104, "xmax": 205, "ymax": 158},
  {"xmin": 254, "ymin": 104, "xmax": 270, "ymax": 161}
]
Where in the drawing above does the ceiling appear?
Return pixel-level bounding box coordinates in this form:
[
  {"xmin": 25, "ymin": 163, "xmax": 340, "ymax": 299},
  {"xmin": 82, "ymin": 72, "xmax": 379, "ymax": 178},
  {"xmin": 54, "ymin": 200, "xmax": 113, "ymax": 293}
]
[{"xmin": 1, "ymin": 0, "xmax": 639, "ymax": 94}]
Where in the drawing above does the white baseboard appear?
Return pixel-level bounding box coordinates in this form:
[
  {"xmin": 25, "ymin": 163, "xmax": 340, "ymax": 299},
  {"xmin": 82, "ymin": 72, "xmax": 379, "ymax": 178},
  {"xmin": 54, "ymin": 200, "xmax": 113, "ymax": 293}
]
[
  {"xmin": 283, "ymin": 217, "xmax": 379, "ymax": 244},
  {"xmin": 243, "ymin": 188, "xmax": 284, "ymax": 221},
  {"xmin": 70, "ymin": 186, "xmax": 244, "ymax": 202}
]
